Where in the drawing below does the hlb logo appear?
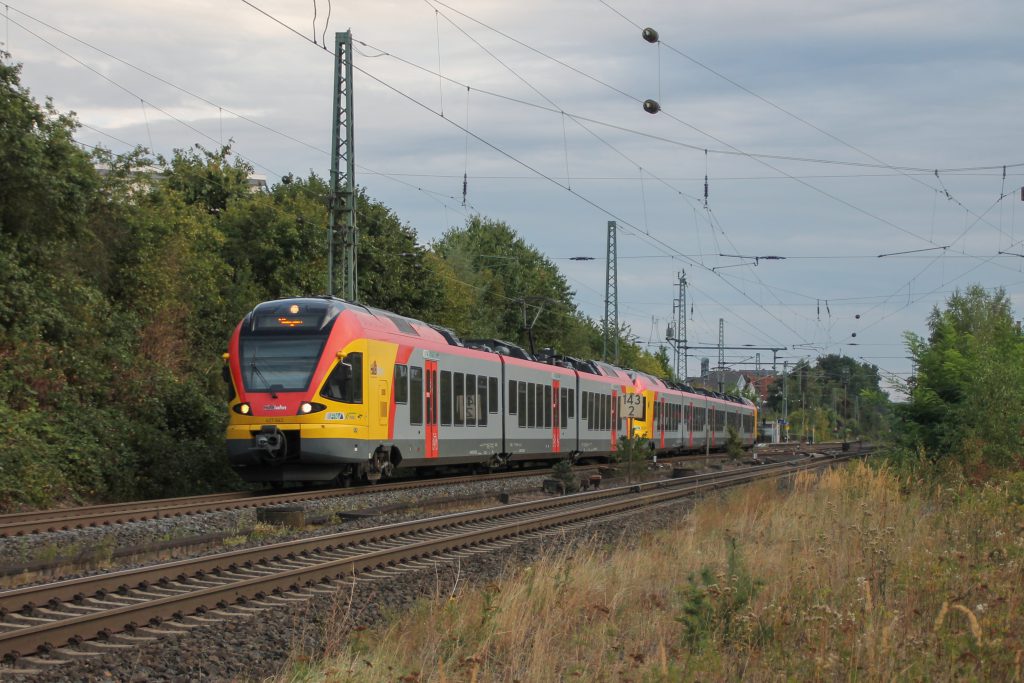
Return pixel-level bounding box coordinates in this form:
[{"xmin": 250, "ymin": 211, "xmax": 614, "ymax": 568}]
[{"xmin": 264, "ymin": 404, "xmax": 287, "ymax": 411}]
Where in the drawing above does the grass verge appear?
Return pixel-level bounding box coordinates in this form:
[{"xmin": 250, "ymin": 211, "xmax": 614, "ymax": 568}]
[{"xmin": 278, "ymin": 460, "xmax": 1024, "ymax": 681}]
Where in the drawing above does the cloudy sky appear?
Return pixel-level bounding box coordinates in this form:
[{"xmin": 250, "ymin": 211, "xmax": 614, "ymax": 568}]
[{"xmin": 6, "ymin": 0, "xmax": 1023, "ymax": 394}]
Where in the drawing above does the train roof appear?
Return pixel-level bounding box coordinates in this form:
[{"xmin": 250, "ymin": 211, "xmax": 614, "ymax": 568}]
[
  {"xmin": 243, "ymin": 297, "xmax": 745, "ymax": 401},
  {"xmin": 462, "ymin": 338, "xmax": 533, "ymax": 360}
]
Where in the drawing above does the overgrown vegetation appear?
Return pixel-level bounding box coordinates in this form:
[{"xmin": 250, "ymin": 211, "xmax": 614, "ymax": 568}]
[
  {"xmin": 0, "ymin": 56, "xmax": 670, "ymax": 509},
  {"xmin": 613, "ymin": 434, "xmax": 649, "ymax": 482},
  {"xmin": 548, "ymin": 459, "xmax": 578, "ymax": 494},
  {"xmin": 282, "ymin": 461, "xmax": 1024, "ymax": 681},
  {"xmin": 897, "ymin": 285, "xmax": 1024, "ymax": 473},
  {"xmin": 725, "ymin": 424, "xmax": 743, "ymax": 461}
]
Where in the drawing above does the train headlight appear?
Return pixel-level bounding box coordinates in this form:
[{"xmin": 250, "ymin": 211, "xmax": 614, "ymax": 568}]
[
  {"xmin": 298, "ymin": 402, "xmax": 327, "ymax": 415},
  {"xmin": 233, "ymin": 402, "xmax": 252, "ymax": 415}
]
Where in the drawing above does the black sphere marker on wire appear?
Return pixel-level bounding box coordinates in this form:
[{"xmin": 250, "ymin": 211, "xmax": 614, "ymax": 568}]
[{"xmin": 641, "ymin": 27, "xmax": 661, "ymax": 114}]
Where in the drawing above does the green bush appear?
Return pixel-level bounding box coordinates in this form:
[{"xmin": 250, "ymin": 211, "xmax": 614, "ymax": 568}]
[{"xmin": 614, "ymin": 434, "xmax": 649, "ymax": 481}]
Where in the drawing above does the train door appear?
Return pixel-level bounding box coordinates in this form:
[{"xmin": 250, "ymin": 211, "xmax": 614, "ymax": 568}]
[
  {"xmin": 659, "ymin": 397, "xmax": 666, "ymax": 449},
  {"xmin": 425, "ymin": 360, "xmax": 438, "ymax": 458},
  {"xmin": 373, "ymin": 372, "xmax": 389, "ymax": 429},
  {"xmin": 611, "ymin": 389, "xmax": 618, "ymax": 451},
  {"xmin": 688, "ymin": 403, "xmax": 696, "ymax": 450},
  {"xmin": 710, "ymin": 405, "xmax": 716, "ymax": 449},
  {"xmin": 552, "ymin": 379, "xmax": 561, "ymax": 453}
]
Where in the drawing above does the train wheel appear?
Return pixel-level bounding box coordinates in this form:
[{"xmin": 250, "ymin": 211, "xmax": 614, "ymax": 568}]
[
  {"xmin": 333, "ymin": 465, "xmax": 356, "ymax": 488},
  {"xmin": 366, "ymin": 447, "xmax": 393, "ymax": 483}
]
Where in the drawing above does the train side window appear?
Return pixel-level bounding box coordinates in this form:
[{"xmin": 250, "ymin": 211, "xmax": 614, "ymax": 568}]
[
  {"xmin": 440, "ymin": 371, "xmax": 452, "ymax": 426},
  {"xmin": 408, "ymin": 366, "xmax": 423, "ymax": 425},
  {"xmin": 478, "ymin": 376, "xmax": 488, "ymax": 427},
  {"xmin": 454, "ymin": 372, "xmax": 465, "ymax": 426},
  {"xmin": 588, "ymin": 392, "xmax": 596, "ymax": 430},
  {"xmin": 393, "ymin": 365, "xmax": 408, "ymax": 404},
  {"xmin": 465, "ymin": 373, "xmax": 477, "ymax": 426},
  {"xmin": 560, "ymin": 388, "xmax": 568, "ymax": 429},
  {"xmin": 527, "ymin": 382, "xmax": 536, "ymax": 428},
  {"xmin": 568, "ymin": 389, "xmax": 575, "ymax": 418},
  {"xmin": 518, "ymin": 382, "xmax": 527, "ymax": 428},
  {"xmin": 535, "ymin": 384, "xmax": 544, "ymax": 429},
  {"xmin": 508, "ymin": 380, "xmax": 517, "ymax": 414},
  {"xmin": 321, "ymin": 352, "xmax": 363, "ymax": 404},
  {"xmin": 544, "ymin": 385, "xmax": 552, "ymax": 429},
  {"xmin": 604, "ymin": 394, "xmax": 610, "ymax": 431},
  {"xmin": 489, "ymin": 377, "xmax": 498, "ymax": 414}
]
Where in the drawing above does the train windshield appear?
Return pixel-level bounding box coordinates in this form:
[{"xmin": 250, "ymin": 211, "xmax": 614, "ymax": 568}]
[{"xmin": 239, "ymin": 336, "xmax": 327, "ymax": 393}]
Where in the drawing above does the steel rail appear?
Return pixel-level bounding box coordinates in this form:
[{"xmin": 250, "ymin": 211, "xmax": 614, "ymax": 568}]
[{"xmin": 0, "ymin": 454, "xmax": 861, "ymax": 660}]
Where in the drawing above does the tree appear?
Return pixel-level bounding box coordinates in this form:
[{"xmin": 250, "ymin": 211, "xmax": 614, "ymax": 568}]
[
  {"xmin": 356, "ymin": 191, "xmax": 446, "ymax": 319},
  {"xmin": 0, "ymin": 55, "xmax": 96, "ymax": 242},
  {"xmin": 431, "ymin": 216, "xmax": 582, "ymax": 351},
  {"xmin": 898, "ymin": 285, "xmax": 1024, "ymax": 468}
]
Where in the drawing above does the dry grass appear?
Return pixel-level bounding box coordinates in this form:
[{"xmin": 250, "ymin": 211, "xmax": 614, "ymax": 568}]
[{"xmin": 279, "ymin": 462, "xmax": 1024, "ymax": 682}]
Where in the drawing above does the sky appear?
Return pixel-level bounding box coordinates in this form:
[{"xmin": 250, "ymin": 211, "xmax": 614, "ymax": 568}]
[{"xmin": 5, "ymin": 0, "xmax": 1024, "ymax": 396}]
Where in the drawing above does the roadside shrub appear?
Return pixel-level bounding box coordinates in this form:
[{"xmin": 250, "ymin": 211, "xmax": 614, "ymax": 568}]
[
  {"xmin": 675, "ymin": 536, "xmax": 763, "ymax": 650},
  {"xmin": 614, "ymin": 434, "xmax": 649, "ymax": 481},
  {"xmin": 550, "ymin": 459, "xmax": 579, "ymax": 494},
  {"xmin": 725, "ymin": 425, "xmax": 743, "ymax": 461}
]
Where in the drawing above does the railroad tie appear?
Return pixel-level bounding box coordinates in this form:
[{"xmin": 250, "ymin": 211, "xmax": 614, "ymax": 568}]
[
  {"xmin": 258, "ymin": 594, "xmax": 311, "ymax": 604},
  {"xmin": 0, "ymin": 667, "xmax": 43, "ymax": 676},
  {"xmin": 16, "ymin": 656, "xmax": 69, "ymax": 667},
  {"xmin": 108, "ymin": 633, "xmax": 158, "ymax": 645},
  {"xmin": 181, "ymin": 615, "xmax": 224, "ymax": 625},
  {"xmin": 78, "ymin": 640, "xmax": 134, "ymax": 651},
  {"xmin": 51, "ymin": 647, "xmax": 102, "ymax": 660}
]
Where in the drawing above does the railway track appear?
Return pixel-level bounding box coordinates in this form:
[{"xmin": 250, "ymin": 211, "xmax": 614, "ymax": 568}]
[
  {"xmin": 0, "ymin": 448, "xmax": 864, "ymax": 670},
  {"xmin": 0, "ymin": 468, "xmax": 582, "ymax": 538},
  {"xmin": 0, "ymin": 455, "xmax": 728, "ymax": 538}
]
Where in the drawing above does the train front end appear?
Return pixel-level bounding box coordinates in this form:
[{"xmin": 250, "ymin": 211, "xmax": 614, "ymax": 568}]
[{"xmin": 224, "ymin": 297, "xmax": 377, "ymax": 485}]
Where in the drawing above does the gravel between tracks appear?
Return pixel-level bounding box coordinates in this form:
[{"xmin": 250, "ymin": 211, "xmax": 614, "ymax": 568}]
[{"xmin": 3, "ymin": 489, "xmax": 701, "ymax": 683}]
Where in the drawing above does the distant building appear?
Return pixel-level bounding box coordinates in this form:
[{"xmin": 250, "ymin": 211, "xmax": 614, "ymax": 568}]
[
  {"xmin": 688, "ymin": 369, "xmax": 747, "ymax": 394},
  {"xmin": 94, "ymin": 164, "xmax": 269, "ymax": 193},
  {"xmin": 741, "ymin": 370, "xmax": 778, "ymax": 403}
]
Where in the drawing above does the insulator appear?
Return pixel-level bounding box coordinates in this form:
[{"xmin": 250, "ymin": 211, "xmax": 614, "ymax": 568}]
[
  {"xmin": 851, "ymin": 332, "xmax": 857, "ymax": 338},
  {"xmin": 642, "ymin": 27, "xmax": 659, "ymax": 43},
  {"xmin": 643, "ymin": 99, "xmax": 661, "ymax": 114},
  {"xmin": 855, "ymin": 314, "xmax": 861, "ymax": 319}
]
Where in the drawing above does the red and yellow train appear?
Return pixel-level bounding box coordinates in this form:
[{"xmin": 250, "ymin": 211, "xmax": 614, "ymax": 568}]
[{"xmin": 224, "ymin": 297, "xmax": 756, "ymax": 485}]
